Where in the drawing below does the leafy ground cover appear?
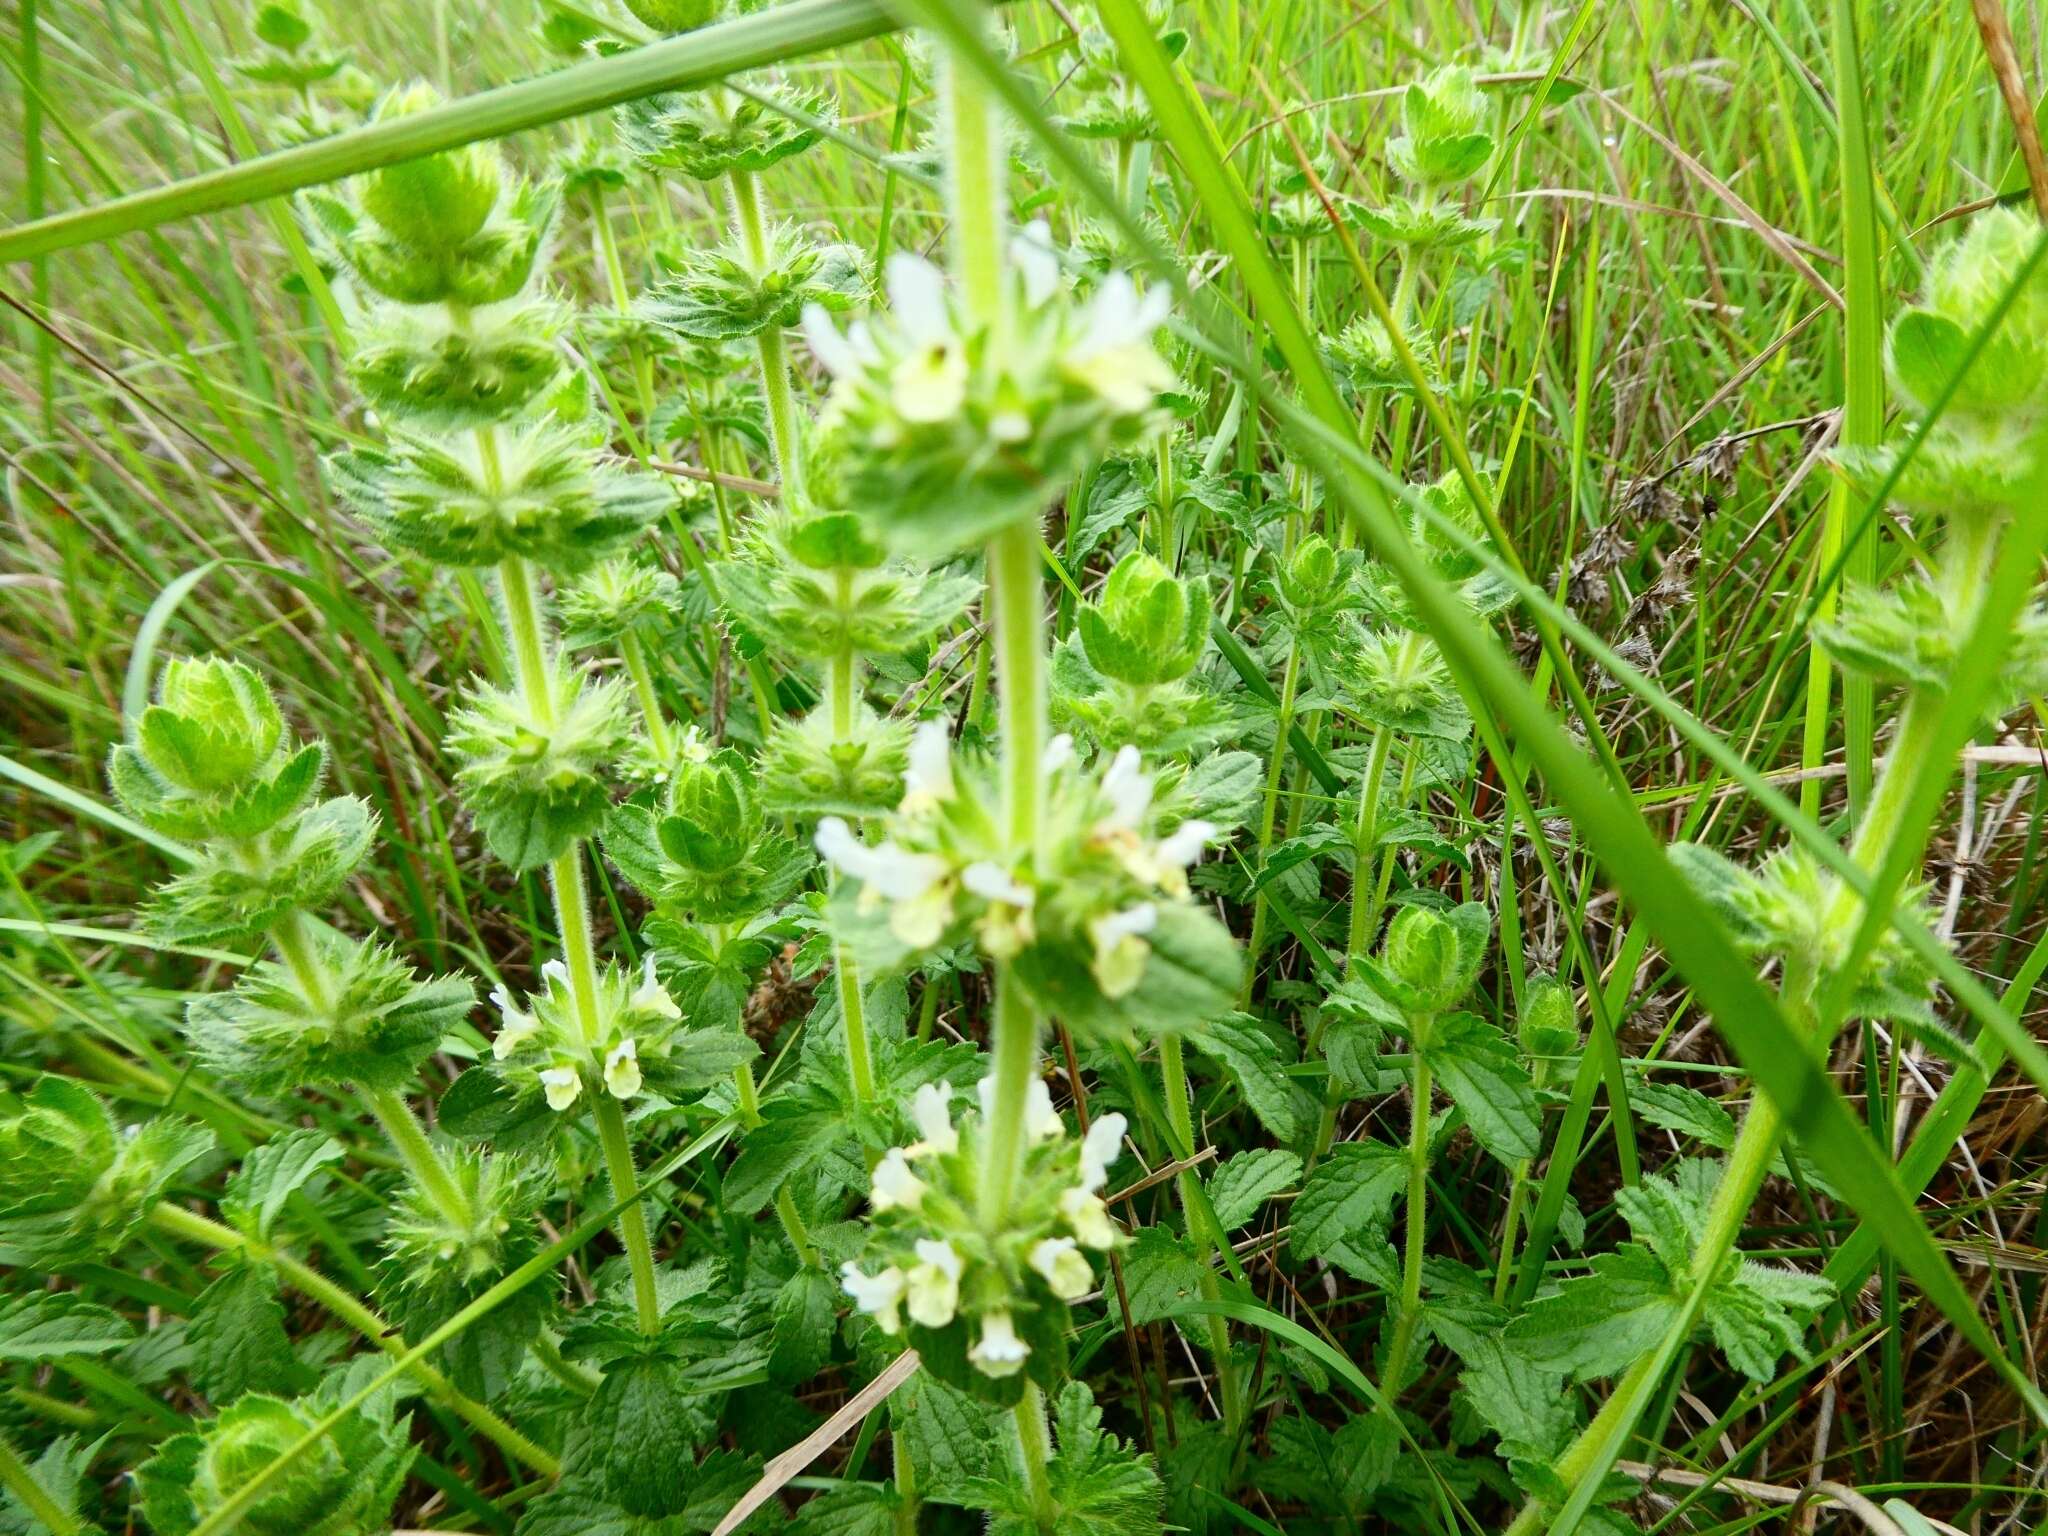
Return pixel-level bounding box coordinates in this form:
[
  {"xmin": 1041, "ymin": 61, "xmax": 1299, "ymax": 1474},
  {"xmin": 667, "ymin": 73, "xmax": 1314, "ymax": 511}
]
[{"xmin": 2, "ymin": 0, "xmax": 2047, "ymax": 1532}]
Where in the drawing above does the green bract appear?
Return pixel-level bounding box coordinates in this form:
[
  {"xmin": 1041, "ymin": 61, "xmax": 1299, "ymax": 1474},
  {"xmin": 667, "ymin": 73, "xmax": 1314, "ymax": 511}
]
[
  {"xmin": 304, "ymin": 178, "xmax": 558, "ymax": 308},
  {"xmin": 758, "ymin": 705, "xmax": 914, "ymax": 818},
  {"xmin": 349, "ymin": 298, "xmax": 569, "ymax": 431},
  {"xmin": 1364, "ymin": 903, "xmax": 1490, "ymax": 1014},
  {"xmin": 804, "ymin": 230, "xmax": 1175, "ymax": 554},
  {"xmin": 1077, "ymin": 550, "xmax": 1208, "ymax": 687},
  {"xmin": 604, "ymin": 742, "xmax": 813, "ymax": 920},
  {"xmin": 616, "ymin": 75, "xmax": 832, "ymax": 180},
  {"xmin": 358, "ymin": 84, "xmax": 505, "ymax": 249},
  {"xmin": 446, "ymin": 666, "xmax": 631, "ymax": 870},
  {"xmin": 136, "ymin": 1384, "xmax": 414, "ymax": 1536},
  {"xmin": 559, "ymin": 555, "xmax": 682, "ymax": 648},
  {"xmin": 183, "ymin": 932, "xmax": 473, "ymax": 1095},
  {"xmin": 816, "ymin": 725, "xmax": 1240, "ymax": 1037},
  {"xmin": 1389, "ymin": 65, "xmax": 1493, "ymax": 187},
  {"xmin": 0, "ymin": 1076, "xmax": 214, "ymax": 1267},
  {"xmin": 715, "ymin": 509, "xmax": 981, "ymax": 664},
  {"xmin": 485, "ymin": 953, "xmax": 757, "ymax": 1111},
  {"xmin": 327, "ymin": 422, "xmax": 669, "ymax": 571},
  {"xmin": 841, "ymin": 1083, "xmax": 1129, "ymax": 1402},
  {"xmin": 644, "ymin": 223, "xmax": 866, "ymax": 340}
]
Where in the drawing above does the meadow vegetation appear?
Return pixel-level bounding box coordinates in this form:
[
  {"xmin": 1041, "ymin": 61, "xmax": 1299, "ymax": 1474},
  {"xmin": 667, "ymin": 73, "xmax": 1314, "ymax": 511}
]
[{"xmin": 2, "ymin": 0, "xmax": 2047, "ymax": 1532}]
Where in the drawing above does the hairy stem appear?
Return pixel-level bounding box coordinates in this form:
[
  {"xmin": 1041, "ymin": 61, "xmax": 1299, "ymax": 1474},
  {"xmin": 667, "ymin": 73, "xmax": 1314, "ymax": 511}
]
[
  {"xmin": 1379, "ymin": 1050, "xmax": 1432, "ymax": 1401},
  {"xmin": 1160, "ymin": 1034, "xmax": 1241, "ymax": 1427},
  {"xmin": 727, "ymin": 165, "xmax": 803, "ymax": 504},
  {"xmin": 0, "ymin": 1429, "xmax": 77, "ymax": 1536},
  {"xmin": 1007, "ymin": 1379, "xmax": 1058, "ymax": 1529},
  {"xmin": 148, "ymin": 1203, "xmax": 559, "ymax": 1477}
]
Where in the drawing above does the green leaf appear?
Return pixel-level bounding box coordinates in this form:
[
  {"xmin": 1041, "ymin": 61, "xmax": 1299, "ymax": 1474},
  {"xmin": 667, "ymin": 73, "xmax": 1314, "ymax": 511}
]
[
  {"xmin": 1288, "ymin": 1141, "xmax": 1406, "ymax": 1265},
  {"xmin": 1420, "ymin": 1011, "xmax": 1539, "ymax": 1163},
  {"xmin": 1117, "ymin": 1226, "xmax": 1210, "ymax": 1328},
  {"xmin": 891, "ymin": 1368, "xmax": 1002, "ymax": 1503},
  {"xmin": 722, "ymin": 1104, "xmax": 839, "ymax": 1214},
  {"xmin": 186, "ymin": 1261, "xmax": 314, "ymax": 1402},
  {"xmin": 587, "ymin": 1355, "xmax": 719, "ymax": 1517},
  {"xmin": 220, "ymin": 1129, "xmax": 344, "ymax": 1241},
  {"xmin": 767, "ymin": 1265, "xmax": 838, "ymax": 1385},
  {"xmin": 1189, "ymin": 1014, "xmax": 1299, "ymax": 1140},
  {"xmin": 0, "ymin": 1292, "xmax": 135, "ymax": 1361},
  {"xmin": 1206, "ymin": 1148, "xmax": 1302, "ymax": 1230},
  {"xmin": 1504, "ymin": 1247, "xmax": 1680, "ymax": 1383}
]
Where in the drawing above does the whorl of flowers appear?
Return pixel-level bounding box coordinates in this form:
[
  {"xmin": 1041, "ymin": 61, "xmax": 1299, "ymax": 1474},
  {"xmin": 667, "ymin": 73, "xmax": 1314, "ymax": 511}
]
[
  {"xmin": 487, "ymin": 956, "xmax": 685, "ymax": 1112},
  {"xmin": 813, "ymin": 723, "xmax": 1226, "ymax": 1027},
  {"xmin": 802, "ymin": 222, "xmax": 1176, "ymax": 555},
  {"xmin": 840, "ymin": 1078, "xmax": 1127, "ymax": 1381}
]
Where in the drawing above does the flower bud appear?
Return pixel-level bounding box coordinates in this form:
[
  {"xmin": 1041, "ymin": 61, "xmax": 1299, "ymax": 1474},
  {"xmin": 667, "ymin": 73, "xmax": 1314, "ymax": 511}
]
[
  {"xmin": 1517, "ymin": 973, "xmax": 1579, "ymax": 1060},
  {"xmin": 659, "ymin": 747, "xmax": 761, "ymax": 873},
  {"xmin": 359, "ymin": 84, "xmax": 504, "ymax": 250},
  {"xmin": 1390, "ymin": 65, "xmax": 1494, "ymax": 187},
  {"xmin": 1279, "ymin": 534, "xmax": 1339, "ymax": 610},
  {"xmin": 620, "ymin": 0, "xmax": 717, "ymax": 31},
  {"xmin": 137, "ymin": 656, "xmax": 284, "ymax": 795},
  {"xmin": 1077, "ymin": 549, "xmax": 1209, "ymax": 687}
]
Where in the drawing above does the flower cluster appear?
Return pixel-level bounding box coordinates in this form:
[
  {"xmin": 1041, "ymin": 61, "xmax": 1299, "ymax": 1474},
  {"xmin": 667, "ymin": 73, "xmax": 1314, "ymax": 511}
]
[
  {"xmin": 1355, "ymin": 64, "xmax": 1497, "ymax": 249},
  {"xmin": 108, "ymin": 657, "xmax": 376, "ymax": 945},
  {"xmin": 444, "ymin": 665, "xmax": 631, "ymax": 871},
  {"xmin": 803, "ymin": 225, "xmax": 1176, "ymax": 555},
  {"xmin": 815, "ymin": 723, "xmax": 1240, "ymax": 1035},
  {"xmin": 488, "ymin": 956, "xmax": 689, "ymax": 1112},
  {"xmin": 840, "ymin": 1079, "xmax": 1127, "ymax": 1383}
]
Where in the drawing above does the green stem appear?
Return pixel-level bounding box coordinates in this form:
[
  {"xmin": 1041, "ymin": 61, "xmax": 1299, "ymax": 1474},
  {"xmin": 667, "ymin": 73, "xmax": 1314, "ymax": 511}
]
[
  {"xmin": 775, "ymin": 1186, "xmax": 819, "ymax": 1268},
  {"xmin": 891, "ymin": 1429, "xmax": 921, "ymax": 1536},
  {"xmin": 944, "ymin": 32, "xmax": 1007, "ymax": 330},
  {"xmin": 1344, "ymin": 722, "xmax": 1393, "ymax": 964},
  {"xmin": 363, "ymin": 1085, "xmax": 472, "ymax": 1230},
  {"xmin": 147, "ymin": 1203, "xmax": 559, "ymax": 1478},
  {"xmin": 977, "ymin": 968, "xmax": 1040, "ymax": 1228},
  {"xmin": 823, "ymin": 634, "xmax": 879, "ymax": 1104},
  {"xmin": 273, "ymin": 912, "xmax": 470, "ymax": 1231},
  {"xmin": 618, "ymin": 629, "xmax": 672, "ymax": 761},
  {"xmin": 727, "ymin": 165, "xmax": 804, "ymax": 503},
  {"xmin": 0, "ymin": 1428, "xmax": 77, "ymax": 1536},
  {"xmin": 1239, "ymin": 638, "xmax": 1301, "ymax": 1007},
  {"xmin": 988, "ymin": 521, "xmax": 1046, "ymax": 856},
  {"xmin": 1379, "ymin": 1050, "xmax": 1432, "ymax": 1402},
  {"xmin": 1160, "ymin": 1035, "xmax": 1241, "ymax": 1427},
  {"xmin": 1506, "ymin": 690, "xmax": 1955, "ymax": 1531},
  {"xmin": 590, "ymin": 1093, "xmax": 663, "ymax": 1335},
  {"xmin": 497, "ymin": 556, "xmax": 553, "ymax": 720},
  {"xmin": 1006, "ymin": 1380, "xmax": 1058, "ymax": 1530}
]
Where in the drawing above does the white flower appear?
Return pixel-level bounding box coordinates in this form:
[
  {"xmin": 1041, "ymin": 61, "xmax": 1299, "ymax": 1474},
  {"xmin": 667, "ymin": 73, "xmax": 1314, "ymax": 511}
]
[
  {"xmin": 815, "ymin": 817, "xmax": 949, "ymax": 900},
  {"xmin": 1079, "ymin": 1111, "xmax": 1128, "ymax": 1194},
  {"xmin": 1097, "ymin": 746, "xmax": 1152, "ymax": 832},
  {"xmin": 1088, "ymin": 903, "xmax": 1158, "ymax": 1000},
  {"xmin": 841, "ymin": 1262, "xmax": 907, "ymax": 1333},
  {"xmin": 900, "ymin": 719, "xmax": 956, "ymax": 814},
  {"xmin": 604, "ymin": 1037, "xmax": 642, "ymax": 1100},
  {"xmin": 968, "ymin": 1311, "xmax": 1031, "ymax": 1377},
  {"xmin": 962, "ymin": 861, "xmax": 1035, "ymax": 907},
  {"xmin": 1060, "ymin": 1187, "xmax": 1121, "ymax": 1249},
  {"xmin": 1040, "ymin": 733, "xmax": 1077, "ymax": 776},
  {"xmin": 539, "ymin": 1066, "xmax": 582, "ymax": 1112},
  {"xmin": 978, "ymin": 1073, "xmax": 1064, "ymax": 1141},
  {"xmin": 1011, "ymin": 219, "xmax": 1062, "ymax": 308},
  {"xmin": 629, "ymin": 957, "xmax": 680, "ymax": 1021},
  {"xmin": 905, "ymin": 1238, "xmax": 963, "ymax": 1328},
  {"xmin": 883, "ymin": 254, "xmax": 967, "ymax": 424},
  {"xmin": 1030, "ymin": 1236, "xmax": 1093, "ymax": 1300},
  {"xmin": 489, "ymin": 986, "xmax": 539, "ymax": 1061},
  {"xmin": 1064, "ymin": 275, "xmax": 1175, "ymax": 415},
  {"xmin": 676, "ymin": 724, "xmax": 714, "ymax": 765},
  {"xmin": 1155, "ymin": 819, "xmax": 1217, "ymax": 871},
  {"xmin": 869, "ymin": 1148, "xmax": 928, "ymax": 1213},
  {"xmin": 906, "ymin": 1082, "xmax": 958, "ymax": 1157},
  {"xmin": 803, "ymin": 304, "xmax": 866, "ymax": 377},
  {"xmin": 541, "ymin": 958, "xmax": 572, "ymax": 995}
]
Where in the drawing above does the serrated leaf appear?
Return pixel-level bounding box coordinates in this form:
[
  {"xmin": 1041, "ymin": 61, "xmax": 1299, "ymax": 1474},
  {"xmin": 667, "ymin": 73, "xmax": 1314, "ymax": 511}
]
[
  {"xmin": 1289, "ymin": 1140, "xmax": 1407, "ymax": 1264},
  {"xmin": 1190, "ymin": 1014, "xmax": 1299, "ymax": 1140},
  {"xmin": 1206, "ymin": 1147, "xmax": 1302, "ymax": 1230},
  {"xmin": 1504, "ymin": 1246, "xmax": 1679, "ymax": 1382},
  {"xmin": 0, "ymin": 1292, "xmax": 134, "ymax": 1361},
  {"xmin": 722, "ymin": 1104, "xmax": 841, "ymax": 1214},
  {"xmin": 768, "ymin": 1265, "xmax": 837, "ymax": 1384},
  {"xmin": 1117, "ymin": 1226, "xmax": 1210, "ymax": 1327},
  {"xmin": 1421, "ymin": 1011, "xmax": 1539, "ymax": 1163},
  {"xmin": 220, "ymin": 1128, "xmax": 344, "ymax": 1240},
  {"xmin": 186, "ymin": 1260, "xmax": 313, "ymax": 1402}
]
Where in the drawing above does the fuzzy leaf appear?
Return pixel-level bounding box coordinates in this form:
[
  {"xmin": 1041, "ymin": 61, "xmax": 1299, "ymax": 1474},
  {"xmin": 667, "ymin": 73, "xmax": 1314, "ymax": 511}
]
[
  {"xmin": 1190, "ymin": 1014, "xmax": 1299, "ymax": 1140},
  {"xmin": 220, "ymin": 1129, "xmax": 344, "ymax": 1241},
  {"xmin": 1289, "ymin": 1140, "xmax": 1407, "ymax": 1264},
  {"xmin": 1206, "ymin": 1148, "xmax": 1302, "ymax": 1230}
]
